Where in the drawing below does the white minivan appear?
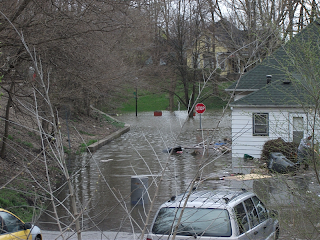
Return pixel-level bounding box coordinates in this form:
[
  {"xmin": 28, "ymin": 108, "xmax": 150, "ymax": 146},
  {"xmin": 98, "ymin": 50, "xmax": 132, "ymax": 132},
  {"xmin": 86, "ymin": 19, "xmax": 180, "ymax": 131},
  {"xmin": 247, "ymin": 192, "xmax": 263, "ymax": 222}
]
[{"xmin": 147, "ymin": 189, "xmax": 279, "ymax": 240}]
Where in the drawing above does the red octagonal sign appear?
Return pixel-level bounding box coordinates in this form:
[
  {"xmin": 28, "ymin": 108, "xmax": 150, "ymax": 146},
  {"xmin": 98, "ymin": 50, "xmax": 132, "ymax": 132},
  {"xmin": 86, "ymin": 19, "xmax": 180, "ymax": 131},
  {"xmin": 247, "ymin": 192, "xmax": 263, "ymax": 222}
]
[{"xmin": 195, "ymin": 103, "xmax": 206, "ymax": 114}]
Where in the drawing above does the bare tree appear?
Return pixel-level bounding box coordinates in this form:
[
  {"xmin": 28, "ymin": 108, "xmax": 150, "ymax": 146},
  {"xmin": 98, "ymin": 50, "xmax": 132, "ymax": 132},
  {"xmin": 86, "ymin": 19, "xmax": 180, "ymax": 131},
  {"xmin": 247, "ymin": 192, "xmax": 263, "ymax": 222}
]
[
  {"xmin": 0, "ymin": 0, "xmax": 154, "ymax": 113},
  {"xmin": 0, "ymin": 0, "xmax": 157, "ymax": 156}
]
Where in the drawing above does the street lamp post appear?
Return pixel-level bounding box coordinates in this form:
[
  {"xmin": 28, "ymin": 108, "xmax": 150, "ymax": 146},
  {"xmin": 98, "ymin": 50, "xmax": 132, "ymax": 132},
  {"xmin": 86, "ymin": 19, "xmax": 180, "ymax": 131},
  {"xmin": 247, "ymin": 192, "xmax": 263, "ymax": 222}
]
[
  {"xmin": 135, "ymin": 77, "xmax": 138, "ymax": 117},
  {"xmin": 135, "ymin": 87, "xmax": 137, "ymax": 117}
]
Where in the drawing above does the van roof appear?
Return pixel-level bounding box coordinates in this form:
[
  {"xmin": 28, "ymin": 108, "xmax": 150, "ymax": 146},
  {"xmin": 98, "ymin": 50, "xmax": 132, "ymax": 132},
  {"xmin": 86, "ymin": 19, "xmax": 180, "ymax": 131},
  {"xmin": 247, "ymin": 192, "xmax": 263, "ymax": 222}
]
[{"xmin": 162, "ymin": 189, "xmax": 254, "ymax": 209}]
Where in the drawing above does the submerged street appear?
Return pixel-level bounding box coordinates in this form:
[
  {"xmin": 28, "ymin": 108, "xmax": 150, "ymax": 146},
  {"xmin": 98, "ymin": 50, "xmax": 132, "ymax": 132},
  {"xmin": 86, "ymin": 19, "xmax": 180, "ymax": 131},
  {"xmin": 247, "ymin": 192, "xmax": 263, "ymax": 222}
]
[
  {"xmin": 40, "ymin": 110, "xmax": 233, "ymax": 231},
  {"xmin": 39, "ymin": 110, "xmax": 320, "ymax": 239}
]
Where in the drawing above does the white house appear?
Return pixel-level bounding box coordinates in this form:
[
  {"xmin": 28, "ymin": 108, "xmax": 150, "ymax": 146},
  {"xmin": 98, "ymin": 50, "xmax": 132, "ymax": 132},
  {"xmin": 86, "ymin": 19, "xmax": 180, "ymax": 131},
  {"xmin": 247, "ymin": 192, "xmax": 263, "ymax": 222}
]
[{"xmin": 225, "ymin": 19, "xmax": 320, "ymax": 173}]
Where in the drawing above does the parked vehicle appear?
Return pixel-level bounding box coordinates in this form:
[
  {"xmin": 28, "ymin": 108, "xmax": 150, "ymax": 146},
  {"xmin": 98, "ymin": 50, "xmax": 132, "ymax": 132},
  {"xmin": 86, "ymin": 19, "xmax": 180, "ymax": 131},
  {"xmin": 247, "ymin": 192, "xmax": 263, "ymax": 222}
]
[
  {"xmin": 0, "ymin": 208, "xmax": 42, "ymax": 240},
  {"xmin": 147, "ymin": 189, "xmax": 279, "ymax": 240}
]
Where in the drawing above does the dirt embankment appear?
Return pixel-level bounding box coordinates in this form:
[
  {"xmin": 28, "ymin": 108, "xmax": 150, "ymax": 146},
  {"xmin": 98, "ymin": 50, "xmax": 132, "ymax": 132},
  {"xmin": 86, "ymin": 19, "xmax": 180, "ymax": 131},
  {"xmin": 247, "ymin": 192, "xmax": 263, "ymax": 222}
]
[{"xmin": 0, "ymin": 105, "xmax": 122, "ymax": 204}]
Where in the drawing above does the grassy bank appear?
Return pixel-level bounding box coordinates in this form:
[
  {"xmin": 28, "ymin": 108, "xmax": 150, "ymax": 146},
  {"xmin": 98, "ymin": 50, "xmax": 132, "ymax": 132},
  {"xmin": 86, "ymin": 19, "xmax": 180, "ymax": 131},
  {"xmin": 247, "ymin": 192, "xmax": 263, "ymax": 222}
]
[
  {"xmin": 120, "ymin": 87, "xmax": 229, "ymax": 112},
  {"xmin": 0, "ymin": 108, "xmax": 124, "ymax": 222},
  {"xmin": 0, "ymin": 189, "xmax": 36, "ymax": 222}
]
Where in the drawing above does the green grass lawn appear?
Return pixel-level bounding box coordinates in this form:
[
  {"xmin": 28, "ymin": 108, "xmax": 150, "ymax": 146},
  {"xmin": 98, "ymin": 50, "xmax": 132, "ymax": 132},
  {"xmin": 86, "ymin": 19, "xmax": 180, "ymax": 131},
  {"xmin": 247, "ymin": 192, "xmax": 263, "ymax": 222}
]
[
  {"xmin": 121, "ymin": 93, "xmax": 171, "ymax": 112},
  {"xmin": 120, "ymin": 88, "xmax": 229, "ymax": 112}
]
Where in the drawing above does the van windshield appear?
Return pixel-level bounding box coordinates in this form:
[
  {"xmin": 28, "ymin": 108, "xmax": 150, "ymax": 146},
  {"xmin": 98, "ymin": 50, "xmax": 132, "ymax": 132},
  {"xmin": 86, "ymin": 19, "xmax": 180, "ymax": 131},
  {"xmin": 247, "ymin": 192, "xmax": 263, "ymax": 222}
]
[{"xmin": 152, "ymin": 207, "xmax": 232, "ymax": 237}]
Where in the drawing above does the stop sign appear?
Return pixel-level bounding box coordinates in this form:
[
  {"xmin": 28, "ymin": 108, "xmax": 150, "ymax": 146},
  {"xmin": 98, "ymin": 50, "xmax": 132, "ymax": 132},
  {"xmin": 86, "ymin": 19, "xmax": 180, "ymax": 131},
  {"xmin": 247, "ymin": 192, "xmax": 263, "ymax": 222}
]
[{"xmin": 195, "ymin": 103, "xmax": 206, "ymax": 114}]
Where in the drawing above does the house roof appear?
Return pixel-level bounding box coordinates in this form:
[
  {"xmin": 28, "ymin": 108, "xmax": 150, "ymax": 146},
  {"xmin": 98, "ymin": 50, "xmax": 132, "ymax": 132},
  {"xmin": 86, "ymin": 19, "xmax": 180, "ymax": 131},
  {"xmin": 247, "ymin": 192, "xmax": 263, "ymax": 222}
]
[
  {"xmin": 227, "ymin": 19, "xmax": 320, "ymax": 107},
  {"xmin": 230, "ymin": 76, "xmax": 313, "ymax": 107},
  {"xmin": 225, "ymin": 48, "xmax": 289, "ymax": 92}
]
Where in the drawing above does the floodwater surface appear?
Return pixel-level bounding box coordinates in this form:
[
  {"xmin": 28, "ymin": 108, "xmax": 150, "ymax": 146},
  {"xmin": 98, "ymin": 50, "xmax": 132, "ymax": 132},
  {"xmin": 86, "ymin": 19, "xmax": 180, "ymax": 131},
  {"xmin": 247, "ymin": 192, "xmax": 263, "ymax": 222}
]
[
  {"xmin": 39, "ymin": 110, "xmax": 233, "ymax": 232},
  {"xmin": 38, "ymin": 110, "xmax": 320, "ymax": 239}
]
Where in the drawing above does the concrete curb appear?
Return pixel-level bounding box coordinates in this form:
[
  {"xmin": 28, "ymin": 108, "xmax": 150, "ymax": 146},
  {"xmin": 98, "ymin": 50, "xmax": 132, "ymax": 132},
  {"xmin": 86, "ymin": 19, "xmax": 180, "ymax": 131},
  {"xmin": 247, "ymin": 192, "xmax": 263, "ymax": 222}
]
[
  {"xmin": 88, "ymin": 106, "xmax": 130, "ymax": 152},
  {"xmin": 87, "ymin": 124, "xmax": 130, "ymax": 152},
  {"xmin": 90, "ymin": 105, "xmax": 121, "ymax": 123}
]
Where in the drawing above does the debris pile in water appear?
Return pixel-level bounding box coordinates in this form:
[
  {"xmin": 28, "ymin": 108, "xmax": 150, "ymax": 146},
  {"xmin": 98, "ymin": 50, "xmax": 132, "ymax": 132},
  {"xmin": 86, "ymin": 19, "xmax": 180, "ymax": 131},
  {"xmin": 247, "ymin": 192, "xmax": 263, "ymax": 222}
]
[{"xmin": 261, "ymin": 138, "xmax": 298, "ymax": 163}]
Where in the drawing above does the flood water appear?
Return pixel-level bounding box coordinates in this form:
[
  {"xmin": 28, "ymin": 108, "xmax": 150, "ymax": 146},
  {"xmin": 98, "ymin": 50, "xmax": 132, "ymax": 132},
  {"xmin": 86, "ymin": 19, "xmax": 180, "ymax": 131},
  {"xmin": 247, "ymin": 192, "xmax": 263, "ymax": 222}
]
[
  {"xmin": 86, "ymin": 110, "xmax": 232, "ymax": 232},
  {"xmin": 39, "ymin": 110, "xmax": 320, "ymax": 239},
  {"xmin": 39, "ymin": 110, "xmax": 234, "ymax": 231}
]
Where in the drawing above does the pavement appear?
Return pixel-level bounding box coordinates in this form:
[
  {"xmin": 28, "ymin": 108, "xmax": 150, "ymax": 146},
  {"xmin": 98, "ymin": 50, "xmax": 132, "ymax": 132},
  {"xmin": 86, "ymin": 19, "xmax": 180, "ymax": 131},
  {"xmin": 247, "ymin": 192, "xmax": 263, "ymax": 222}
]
[{"xmin": 42, "ymin": 230, "xmax": 141, "ymax": 240}]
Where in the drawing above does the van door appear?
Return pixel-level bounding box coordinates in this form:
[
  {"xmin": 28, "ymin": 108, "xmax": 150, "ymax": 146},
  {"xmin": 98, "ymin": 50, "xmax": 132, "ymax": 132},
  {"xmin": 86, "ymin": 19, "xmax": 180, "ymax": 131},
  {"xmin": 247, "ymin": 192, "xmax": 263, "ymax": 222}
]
[
  {"xmin": 234, "ymin": 202, "xmax": 254, "ymax": 240},
  {"xmin": 252, "ymin": 196, "xmax": 274, "ymax": 239},
  {"xmin": 234, "ymin": 198, "xmax": 267, "ymax": 240},
  {"xmin": 243, "ymin": 198, "xmax": 266, "ymax": 240}
]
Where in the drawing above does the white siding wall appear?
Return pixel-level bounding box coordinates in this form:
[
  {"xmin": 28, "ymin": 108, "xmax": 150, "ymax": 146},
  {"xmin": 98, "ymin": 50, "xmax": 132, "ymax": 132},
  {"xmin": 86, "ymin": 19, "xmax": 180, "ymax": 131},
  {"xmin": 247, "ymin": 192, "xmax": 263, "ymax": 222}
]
[{"xmin": 231, "ymin": 107, "xmax": 311, "ymax": 159}]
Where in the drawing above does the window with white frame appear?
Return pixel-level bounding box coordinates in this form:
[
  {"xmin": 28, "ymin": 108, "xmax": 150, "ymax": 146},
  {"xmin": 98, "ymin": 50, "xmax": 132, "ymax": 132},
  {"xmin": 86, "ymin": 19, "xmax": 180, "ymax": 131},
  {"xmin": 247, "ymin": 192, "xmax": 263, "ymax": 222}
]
[{"xmin": 253, "ymin": 113, "xmax": 269, "ymax": 136}]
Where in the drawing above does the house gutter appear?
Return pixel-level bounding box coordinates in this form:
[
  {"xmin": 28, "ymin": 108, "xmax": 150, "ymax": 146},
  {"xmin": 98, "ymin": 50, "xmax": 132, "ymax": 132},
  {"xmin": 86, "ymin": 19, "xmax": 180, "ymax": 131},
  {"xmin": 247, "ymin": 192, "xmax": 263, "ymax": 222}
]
[
  {"xmin": 225, "ymin": 89, "xmax": 259, "ymax": 92},
  {"xmin": 229, "ymin": 104, "xmax": 310, "ymax": 108}
]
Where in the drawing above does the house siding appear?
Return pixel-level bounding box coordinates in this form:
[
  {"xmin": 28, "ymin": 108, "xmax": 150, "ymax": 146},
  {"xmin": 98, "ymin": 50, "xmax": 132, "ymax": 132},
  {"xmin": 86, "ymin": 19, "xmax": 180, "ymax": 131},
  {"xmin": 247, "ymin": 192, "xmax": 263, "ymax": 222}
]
[
  {"xmin": 226, "ymin": 20, "xmax": 320, "ymax": 173},
  {"xmin": 231, "ymin": 107, "xmax": 311, "ymax": 173},
  {"xmin": 230, "ymin": 107, "xmax": 317, "ymax": 173}
]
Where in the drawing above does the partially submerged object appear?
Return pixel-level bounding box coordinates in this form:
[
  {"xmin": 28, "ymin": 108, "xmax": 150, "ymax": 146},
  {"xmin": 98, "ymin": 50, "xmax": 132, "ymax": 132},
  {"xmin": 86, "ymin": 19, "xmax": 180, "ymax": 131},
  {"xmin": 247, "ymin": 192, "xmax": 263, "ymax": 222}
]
[
  {"xmin": 164, "ymin": 146, "xmax": 183, "ymax": 154},
  {"xmin": 268, "ymin": 152, "xmax": 296, "ymax": 173},
  {"xmin": 243, "ymin": 154, "xmax": 254, "ymax": 160},
  {"xmin": 184, "ymin": 140, "xmax": 231, "ymax": 155}
]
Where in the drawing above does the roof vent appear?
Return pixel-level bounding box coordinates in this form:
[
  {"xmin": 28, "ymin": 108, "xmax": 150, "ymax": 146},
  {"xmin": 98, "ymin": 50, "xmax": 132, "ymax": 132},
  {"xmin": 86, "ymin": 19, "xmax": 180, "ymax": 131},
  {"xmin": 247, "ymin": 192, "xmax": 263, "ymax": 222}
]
[{"xmin": 266, "ymin": 75, "xmax": 272, "ymax": 84}]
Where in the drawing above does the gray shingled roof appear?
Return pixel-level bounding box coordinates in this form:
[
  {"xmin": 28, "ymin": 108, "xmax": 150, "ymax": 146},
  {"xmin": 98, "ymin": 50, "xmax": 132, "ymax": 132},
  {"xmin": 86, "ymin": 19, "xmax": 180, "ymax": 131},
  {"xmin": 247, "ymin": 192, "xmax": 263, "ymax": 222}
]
[
  {"xmin": 225, "ymin": 48, "xmax": 289, "ymax": 91},
  {"xmin": 227, "ymin": 19, "xmax": 320, "ymax": 107},
  {"xmin": 230, "ymin": 76, "xmax": 313, "ymax": 107}
]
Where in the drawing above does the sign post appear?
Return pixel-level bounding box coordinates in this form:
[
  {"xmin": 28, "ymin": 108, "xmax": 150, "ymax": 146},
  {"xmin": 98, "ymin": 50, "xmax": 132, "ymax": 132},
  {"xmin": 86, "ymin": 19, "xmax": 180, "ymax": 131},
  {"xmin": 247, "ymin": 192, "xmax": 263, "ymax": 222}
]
[{"xmin": 195, "ymin": 103, "xmax": 206, "ymax": 129}]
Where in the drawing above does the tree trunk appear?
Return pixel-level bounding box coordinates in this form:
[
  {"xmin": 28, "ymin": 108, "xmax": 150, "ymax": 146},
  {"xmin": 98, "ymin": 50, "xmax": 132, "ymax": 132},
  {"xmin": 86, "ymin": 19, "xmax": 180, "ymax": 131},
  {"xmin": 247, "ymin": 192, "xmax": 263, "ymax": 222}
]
[
  {"xmin": 208, "ymin": 0, "xmax": 217, "ymax": 95},
  {"xmin": 169, "ymin": 78, "xmax": 176, "ymax": 111},
  {"xmin": 1, "ymin": 81, "xmax": 14, "ymax": 159},
  {"xmin": 188, "ymin": 82, "xmax": 196, "ymax": 118}
]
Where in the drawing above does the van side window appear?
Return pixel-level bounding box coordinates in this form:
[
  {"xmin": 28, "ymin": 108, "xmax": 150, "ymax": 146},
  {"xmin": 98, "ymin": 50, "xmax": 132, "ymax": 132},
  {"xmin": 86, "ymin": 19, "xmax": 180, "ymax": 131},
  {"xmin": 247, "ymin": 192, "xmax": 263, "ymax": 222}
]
[
  {"xmin": 234, "ymin": 203, "xmax": 249, "ymax": 234},
  {"xmin": 244, "ymin": 198, "xmax": 259, "ymax": 228},
  {"xmin": 252, "ymin": 196, "xmax": 268, "ymax": 222}
]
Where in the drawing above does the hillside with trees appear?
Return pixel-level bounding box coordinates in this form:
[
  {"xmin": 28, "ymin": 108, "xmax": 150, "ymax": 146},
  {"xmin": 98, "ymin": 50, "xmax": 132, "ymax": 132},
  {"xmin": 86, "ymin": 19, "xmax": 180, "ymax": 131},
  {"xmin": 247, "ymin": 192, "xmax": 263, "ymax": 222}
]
[
  {"xmin": 1, "ymin": 1, "xmax": 318, "ymax": 119},
  {"xmin": 0, "ymin": 0, "xmax": 319, "ymax": 239}
]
